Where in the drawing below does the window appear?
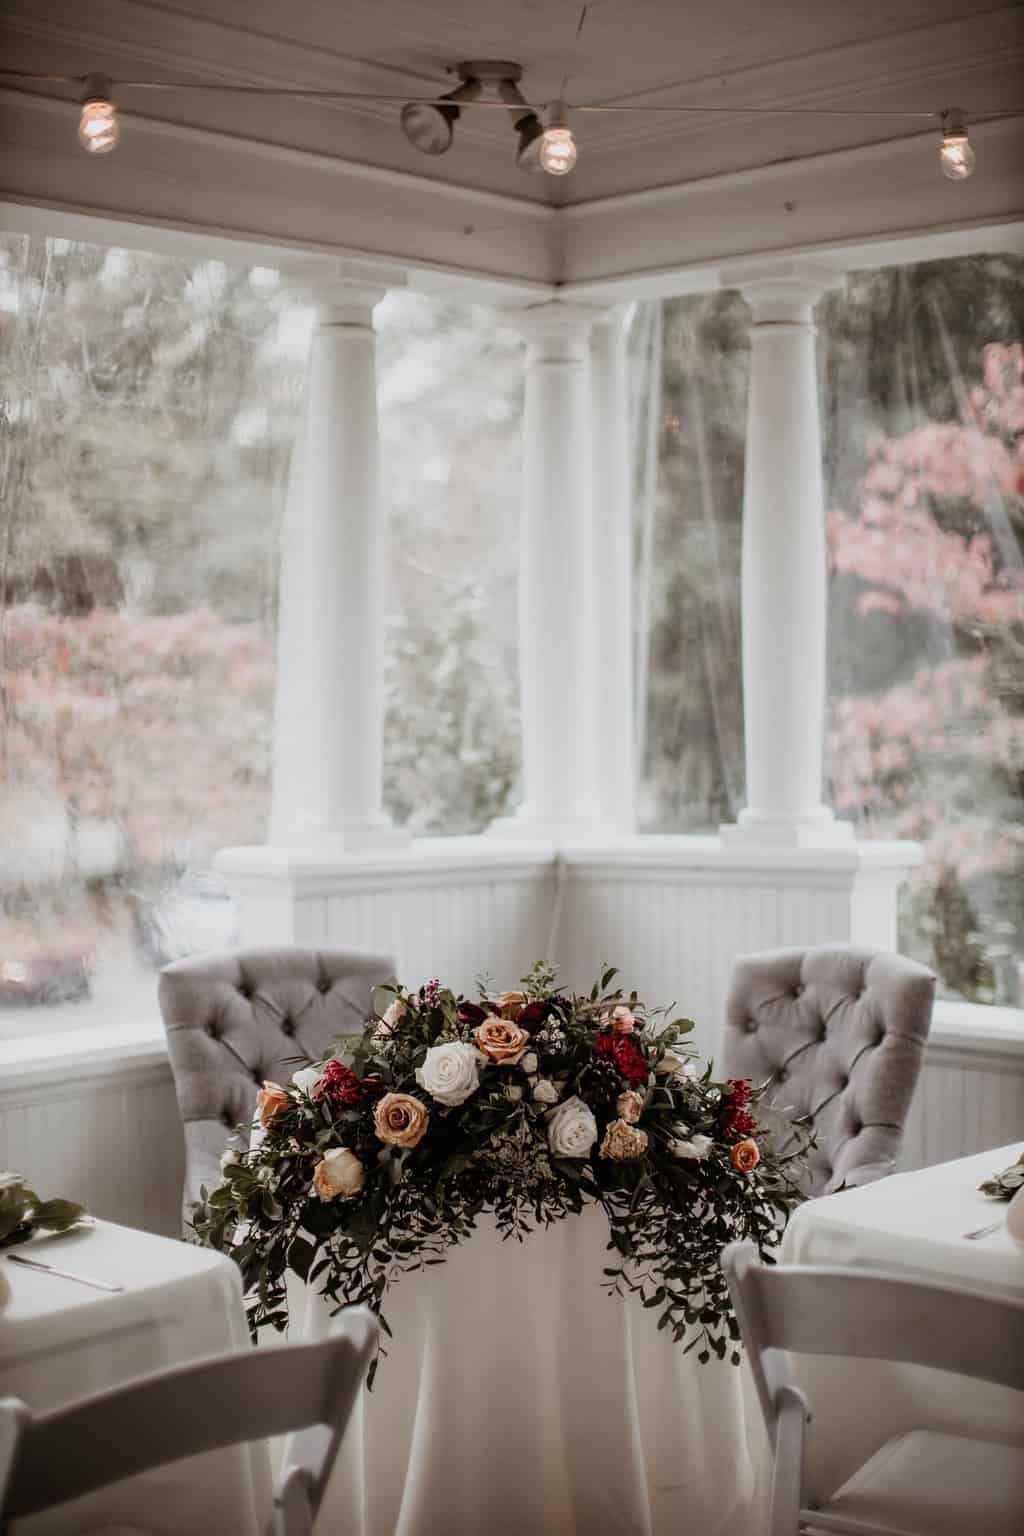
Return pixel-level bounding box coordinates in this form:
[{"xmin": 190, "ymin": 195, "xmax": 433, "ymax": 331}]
[
  {"xmin": 638, "ymin": 253, "xmax": 1024, "ymax": 1006},
  {"xmin": 0, "ymin": 234, "xmax": 521, "ymax": 1036}
]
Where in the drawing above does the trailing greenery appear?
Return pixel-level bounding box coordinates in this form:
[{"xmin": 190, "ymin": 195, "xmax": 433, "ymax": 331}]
[
  {"xmin": 192, "ymin": 966, "xmax": 811, "ymax": 1380},
  {"xmin": 0, "ymin": 1172, "xmax": 85, "ymax": 1248}
]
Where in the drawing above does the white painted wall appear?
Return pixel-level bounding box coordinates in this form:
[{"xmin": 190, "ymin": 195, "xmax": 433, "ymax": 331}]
[{"xmin": 1, "ymin": 841, "xmax": 1021, "ymax": 1237}]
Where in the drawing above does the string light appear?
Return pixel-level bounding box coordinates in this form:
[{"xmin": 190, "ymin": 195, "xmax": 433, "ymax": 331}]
[
  {"xmin": 1, "ymin": 66, "xmax": 1014, "ymax": 181},
  {"xmin": 939, "ymin": 107, "xmax": 976, "ymax": 180},
  {"xmin": 538, "ymin": 100, "xmax": 578, "ymax": 176},
  {"xmin": 77, "ymin": 73, "xmax": 119, "ymax": 154}
]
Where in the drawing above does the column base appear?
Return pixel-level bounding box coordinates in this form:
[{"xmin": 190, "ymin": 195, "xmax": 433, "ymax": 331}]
[
  {"xmin": 487, "ymin": 812, "xmax": 631, "ymax": 844},
  {"xmin": 267, "ymin": 814, "xmax": 411, "ymax": 854},
  {"xmin": 719, "ymin": 808, "xmax": 856, "ymax": 848}
]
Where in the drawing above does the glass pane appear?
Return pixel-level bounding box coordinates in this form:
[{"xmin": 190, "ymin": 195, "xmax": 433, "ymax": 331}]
[{"xmin": 822, "ymin": 254, "xmax": 1024, "ymax": 1006}]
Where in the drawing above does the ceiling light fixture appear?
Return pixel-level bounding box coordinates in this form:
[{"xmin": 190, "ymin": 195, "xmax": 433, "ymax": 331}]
[
  {"xmin": 939, "ymin": 107, "xmax": 976, "ymax": 180},
  {"xmin": 538, "ymin": 98, "xmax": 578, "ymax": 176},
  {"xmin": 400, "ymin": 73, "xmax": 483, "ymax": 156},
  {"xmin": 77, "ymin": 72, "xmax": 119, "ymax": 154},
  {"xmin": 2, "ymin": 65, "xmax": 1015, "ymax": 184}
]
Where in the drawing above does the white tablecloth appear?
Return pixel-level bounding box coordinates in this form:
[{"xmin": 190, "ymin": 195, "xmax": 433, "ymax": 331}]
[
  {"xmin": 772, "ymin": 1143, "xmax": 1024, "ymax": 1504},
  {"xmin": 292, "ymin": 1205, "xmax": 755, "ymax": 1536},
  {"xmin": 0, "ymin": 1220, "xmax": 272, "ymax": 1536}
]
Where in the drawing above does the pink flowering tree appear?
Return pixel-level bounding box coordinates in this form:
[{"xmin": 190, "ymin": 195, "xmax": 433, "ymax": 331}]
[{"xmin": 827, "ymin": 342, "xmax": 1024, "ymax": 1003}]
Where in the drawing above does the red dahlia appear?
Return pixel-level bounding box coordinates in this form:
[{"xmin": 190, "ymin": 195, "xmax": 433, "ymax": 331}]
[
  {"xmin": 318, "ymin": 1059, "xmax": 364, "ymax": 1107},
  {"xmin": 594, "ymin": 1031, "xmax": 649, "ymax": 1087},
  {"xmin": 718, "ymin": 1081, "xmax": 756, "ymax": 1141}
]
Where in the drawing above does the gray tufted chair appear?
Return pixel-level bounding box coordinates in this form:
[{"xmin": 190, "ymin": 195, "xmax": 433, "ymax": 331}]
[
  {"xmin": 722, "ymin": 944, "xmax": 935, "ymax": 1195},
  {"xmin": 159, "ymin": 945, "xmax": 394, "ymax": 1219}
]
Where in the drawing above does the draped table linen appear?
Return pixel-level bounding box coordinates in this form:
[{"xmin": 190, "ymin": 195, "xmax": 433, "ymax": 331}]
[
  {"xmin": 0, "ymin": 1219, "xmax": 272, "ymax": 1536},
  {"xmin": 292, "ymin": 1205, "xmax": 755, "ymax": 1536},
  {"xmin": 771, "ymin": 1143, "xmax": 1024, "ymax": 1505}
]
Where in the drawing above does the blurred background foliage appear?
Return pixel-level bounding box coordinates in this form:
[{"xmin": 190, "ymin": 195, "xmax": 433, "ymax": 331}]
[{"xmin": 0, "ymin": 235, "xmax": 1021, "ymax": 1022}]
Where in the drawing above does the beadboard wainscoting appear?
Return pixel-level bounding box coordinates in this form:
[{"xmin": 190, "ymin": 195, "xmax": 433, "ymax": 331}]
[{"xmin": 1, "ymin": 836, "xmax": 1020, "ymax": 1236}]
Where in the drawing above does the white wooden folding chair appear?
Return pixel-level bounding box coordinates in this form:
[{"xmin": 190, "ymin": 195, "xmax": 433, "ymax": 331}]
[
  {"xmin": 0, "ymin": 1305, "xmax": 376, "ymax": 1536},
  {"xmin": 722, "ymin": 1241, "xmax": 1024, "ymax": 1536}
]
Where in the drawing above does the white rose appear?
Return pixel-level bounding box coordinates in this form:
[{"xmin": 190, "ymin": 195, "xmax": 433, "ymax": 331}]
[
  {"xmin": 532, "ymin": 1078, "xmax": 559, "ymax": 1106},
  {"xmin": 292, "ymin": 1064, "xmax": 324, "ymax": 1097},
  {"xmin": 506, "ymin": 1085, "xmax": 524, "ymax": 1103},
  {"xmin": 656, "ymin": 1050, "xmax": 696, "ymax": 1082},
  {"xmin": 547, "ymin": 1095, "xmax": 598, "ymax": 1159},
  {"xmin": 670, "ymin": 1133, "xmax": 713, "ymax": 1161},
  {"xmin": 416, "ymin": 1041, "xmax": 481, "ymax": 1107},
  {"xmin": 219, "ymin": 1148, "xmax": 242, "ymax": 1174},
  {"xmin": 521, "ymin": 1052, "xmax": 538, "ymax": 1075}
]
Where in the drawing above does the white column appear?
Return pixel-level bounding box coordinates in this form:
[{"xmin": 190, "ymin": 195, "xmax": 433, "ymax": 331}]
[
  {"xmin": 591, "ymin": 306, "xmax": 636, "ymax": 831},
  {"xmin": 721, "ymin": 261, "xmax": 852, "ymax": 847},
  {"xmin": 268, "ymin": 266, "xmax": 408, "ymax": 851},
  {"xmin": 489, "ymin": 303, "xmax": 607, "ymax": 840}
]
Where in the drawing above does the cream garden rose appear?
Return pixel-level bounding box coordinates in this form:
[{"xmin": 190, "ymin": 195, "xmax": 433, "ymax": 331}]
[
  {"xmin": 375, "ymin": 997, "xmax": 407, "ymax": 1037},
  {"xmin": 292, "ymin": 1064, "xmax": 325, "ymax": 1097},
  {"xmin": 416, "ymin": 1041, "xmax": 482, "ymax": 1107},
  {"xmin": 546, "ymin": 1096, "xmax": 598, "ymax": 1159},
  {"xmin": 616, "ymin": 1090, "xmax": 645, "ymax": 1124},
  {"xmin": 494, "ymin": 990, "xmax": 528, "ymax": 1020},
  {"xmin": 532, "ymin": 1077, "xmax": 560, "ymax": 1106},
  {"xmin": 600, "ymin": 1119, "xmax": 649, "ymax": 1161},
  {"xmin": 312, "ymin": 1147, "xmax": 365, "ymax": 1201}
]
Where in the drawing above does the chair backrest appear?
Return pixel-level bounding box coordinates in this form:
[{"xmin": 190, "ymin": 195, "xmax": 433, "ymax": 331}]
[
  {"xmin": 0, "ymin": 1307, "xmax": 377, "ymax": 1535},
  {"xmin": 722, "ymin": 1240, "xmax": 1024, "ymax": 1444},
  {"xmin": 159, "ymin": 945, "xmax": 394, "ymax": 1212},
  {"xmin": 722, "ymin": 944, "xmax": 935, "ymax": 1194}
]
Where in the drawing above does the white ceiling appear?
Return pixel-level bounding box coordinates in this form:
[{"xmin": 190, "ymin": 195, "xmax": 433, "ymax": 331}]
[{"xmin": 3, "ymin": 0, "xmax": 1024, "ymax": 204}]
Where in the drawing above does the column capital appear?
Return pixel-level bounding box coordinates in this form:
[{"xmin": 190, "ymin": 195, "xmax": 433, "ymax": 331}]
[
  {"xmin": 729, "ymin": 260, "xmax": 844, "ymax": 325},
  {"xmin": 282, "ymin": 258, "xmax": 407, "ymax": 325},
  {"xmin": 506, "ymin": 301, "xmax": 604, "ymax": 360}
]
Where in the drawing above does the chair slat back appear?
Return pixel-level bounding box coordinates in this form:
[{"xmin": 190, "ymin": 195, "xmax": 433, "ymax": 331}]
[
  {"xmin": 5, "ymin": 1308, "xmax": 376, "ymax": 1524},
  {"xmin": 724, "ymin": 1242, "xmax": 1024, "ymax": 1397}
]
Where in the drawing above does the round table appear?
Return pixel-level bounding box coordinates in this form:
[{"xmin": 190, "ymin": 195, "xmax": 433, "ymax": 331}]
[{"xmin": 290, "ymin": 1204, "xmax": 755, "ymax": 1536}]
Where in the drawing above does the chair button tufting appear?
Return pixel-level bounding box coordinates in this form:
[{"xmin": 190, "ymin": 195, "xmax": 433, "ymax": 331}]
[
  {"xmin": 817, "ymin": 1022, "xmax": 827, "ymax": 1041},
  {"xmin": 793, "ymin": 985, "xmax": 803, "ymax": 998},
  {"xmin": 317, "ymin": 978, "xmax": 331, "ymax": 994},
  {"xmin": 221, "ymin": 1109, "xmax": 233, "ymax": 1128},
  {"xmin": 251, "ymin": 1069, "xmax": 262, "ymax": 1086},
  {"xmin": 205, "ymin": 1021, "xmax": 219, "ymax": 1039},
  {"xmin": 746, "ymin": 1018, "xmax": 758, "ymax": 1034},
  {"xmin": 281, "ymin": 1019, "xmax": 295, "ymax": 1037},
  {"xmin": 238, "ymin": 983, "xmax": 252, "ymax": 1000},
  {"xmin": 777, "ymin": 1068, "xmax": 788, "ymax": 1084}
]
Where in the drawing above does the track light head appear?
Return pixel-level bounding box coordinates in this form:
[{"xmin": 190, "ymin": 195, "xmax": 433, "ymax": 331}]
[
  {"xmin": 497, "ymin": 77, "xmax": 546, "ymax": 173},
  {"xmin": 401, "ymin": 76, "xmax": 482, "ymax": 156}
]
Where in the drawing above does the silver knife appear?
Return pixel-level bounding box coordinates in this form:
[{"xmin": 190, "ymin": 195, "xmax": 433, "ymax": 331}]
[{"xmin": 6, "ymin": 1251, "xmax": 125, "ymax": 1292}]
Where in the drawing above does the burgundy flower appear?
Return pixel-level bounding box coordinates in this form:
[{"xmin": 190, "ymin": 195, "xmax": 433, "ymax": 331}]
[
  {"xmin": 457, "ymin": 1001, "xmax": 487, "ymax": 1026},
  {"xmin": 318, "ymin": 1060, "xmax": 364, "ymax": 1108},
  {"xmin": 594, "ymin": 1032, "xmax": 649, "ymax": 1087},
  {"xmin": 718, "ymin": 1081, "xmax": 756, "ymax": 1141},
  {"xmin": 518, "ymin": 1000, "xmax": 553, "ymax": 1032}
]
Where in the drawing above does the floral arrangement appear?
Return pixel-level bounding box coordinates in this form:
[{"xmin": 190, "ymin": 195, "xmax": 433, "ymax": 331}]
[
  {"xmin": 193, "ymin": 966, "xmax": 811, "ymax": 1373},
  {"xmin": 0, "ymin": 1172, "xmax": 86, "ymax": 1248},
  {"xmin": 979, "ymin": 1150, "xmax": 1024, "ymax": 1201}
]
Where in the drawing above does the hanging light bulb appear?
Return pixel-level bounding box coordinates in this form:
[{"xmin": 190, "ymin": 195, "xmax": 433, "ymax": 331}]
[
  {"xmin": 78, "ymin": 73, "xmax": 119, "ymax": 153},
  {"xmin": 539, "ymin": 99, "xmax": 578, "ymax": 176},
  {"xmin": 939, "ymin": 108, "xmax": 975, "ymax": 180},
  {"xmin": 400, "ymin": 77, "xmax": 482, "ymax": 156}
]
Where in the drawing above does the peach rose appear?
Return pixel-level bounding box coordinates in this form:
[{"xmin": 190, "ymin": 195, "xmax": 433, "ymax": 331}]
[
  {"xmin": 731, "ymin": 1138, "xmax": 760, "ymax": 1173},
  {"xmin": 373, "ymin": 1092, "xmax": 429, "ymax": 1149},
  {"xmin": 616, "ymin": 1090, "xmax": 645, "ymax": 1124},
  {"xmin": 599, "ymin": 1119, "xmax": 649, "ymax": 1161},
  {"xmin": 494, "ymin": 990, "xmax": 528, "ymax": 1021},
  {"xmin": 255, "ymin": 1080, "xmax": 290, "ymax": 1128},
  {"xmin": 608, "ymin": 1005, "xmax": 636, "ymax": 1034},
  {"xmin": 472, "ymin": 1016, "xmax": 530, "ymax": 1066},
  {"xmin": 312, "ymin": 1147, "xmax": 366, "ymax": 1201}
]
